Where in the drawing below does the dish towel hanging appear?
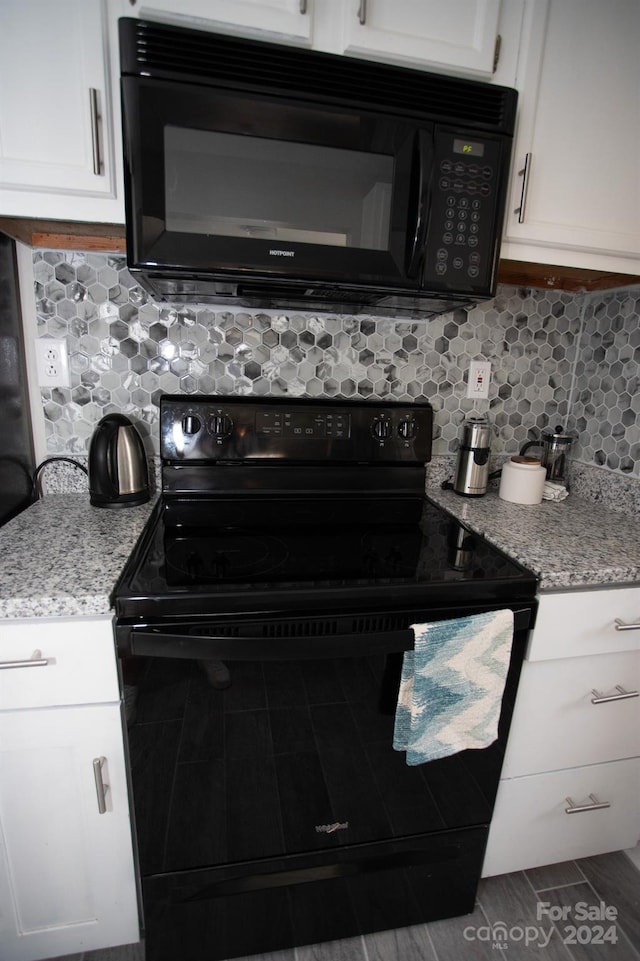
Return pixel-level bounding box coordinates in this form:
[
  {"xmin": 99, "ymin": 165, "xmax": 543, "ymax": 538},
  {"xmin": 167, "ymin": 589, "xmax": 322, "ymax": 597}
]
[{"xmin": 393, "ymin": 609, "xmax": 514, "ymax": 765}]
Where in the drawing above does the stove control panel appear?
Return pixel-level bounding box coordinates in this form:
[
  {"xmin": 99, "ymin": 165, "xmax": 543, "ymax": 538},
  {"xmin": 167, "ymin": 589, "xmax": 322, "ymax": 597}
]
[{"xmin": 161, "ymin": 396, "xmax": 433, "ymax": 464}]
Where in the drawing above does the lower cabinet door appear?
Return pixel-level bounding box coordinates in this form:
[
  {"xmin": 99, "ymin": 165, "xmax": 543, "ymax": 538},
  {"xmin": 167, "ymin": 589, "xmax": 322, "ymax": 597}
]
[
  {"xmin": 482, "ymin": 758, "xmax": 640, "ymax": 877},
  {"xmin": 0, "ymin": 703, "xmax": 139, "ymax": 961}
]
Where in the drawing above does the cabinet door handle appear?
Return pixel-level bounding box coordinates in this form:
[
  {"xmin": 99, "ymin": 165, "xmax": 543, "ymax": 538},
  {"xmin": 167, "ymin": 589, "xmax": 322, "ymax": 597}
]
[
  {"xmin": 514, "ymin": 152, "xmax": 531, "ymax": 223},
  {"xmin": 357, "ymin": 0, "xmax": 367, "ymax": 25},
  {"xmin": 591, "ymin": 685, "xmax": 639, "ymax": 704},
  {"xmin": 0, "ymin": 649, "xmax": 48, "ymax": 670},
  {"xmin": 89, "ymin": 88, "xmax": 103, "ymax": 176},
  {"xmin": 614, "ymin": 618, "xmax": 640, "ymax": 631},
  {"xmin": 93, "ymin": 756, "xmax": 109, "ymax": 814},
  {"xmin": 565, "ymin": 794, "xmax": 611, "ymax": 815}
]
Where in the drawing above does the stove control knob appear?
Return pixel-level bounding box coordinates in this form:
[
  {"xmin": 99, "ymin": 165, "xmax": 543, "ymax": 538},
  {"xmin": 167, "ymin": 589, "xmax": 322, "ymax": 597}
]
[
  {"xmin": 397, "ymin": 418, "xmax": 416, "ymax": 439},
  {"xmin": 371, "ymin": 417, "xmax": 392, "ymax": 440},
  {"xmin": 181, "ymin": 414, "xmax": 201, "ymax": 435},
  {"xmin": 209, "ymin": 412, "xmax": 233, "ymax": 438}
]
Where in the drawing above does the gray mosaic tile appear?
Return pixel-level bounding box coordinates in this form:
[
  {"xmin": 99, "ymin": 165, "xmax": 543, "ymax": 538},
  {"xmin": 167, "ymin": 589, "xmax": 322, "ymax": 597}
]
[{"xmin": 30, "ymin": 251, "xmax": 640, "ymax": 480}]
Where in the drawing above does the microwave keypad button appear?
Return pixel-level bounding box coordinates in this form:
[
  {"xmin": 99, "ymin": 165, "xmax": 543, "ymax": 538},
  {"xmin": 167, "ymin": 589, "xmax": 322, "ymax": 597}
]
[
  {"xmin": 439, "ymin": 177, "xmax": 451, "ymax": 190},
  {"xmin": 471, "ymin": 211, "xmax": 480, "ymax": 222},
  {"xmin": 468, "ymin": 236, "xmax": 479, "ymax": 248},
  {"xmin": 482, "ymin": 166, "xmax": 493, "ymax": 179},
  {"xmin": 453, "ymin": 256, "xmax": 464, "ymax": 270},
  {"xmin": 479, "ymin": 183, "xmax": 491, "ymax": 197},
  {"xmin": 468, "ymin": 266, "xmax": 480, "ymax": 279},
  {"xmin": 457, "ymin": 209, "xmax": 468, "ymax": 220},
  {"xmin": 453, "ymin": 180, "xmax": 464, "ymax": 192},
  {"xmin": 466, "ymin": 181, "xmax": 478, "ymax": 193},
  {"xmin": 458, "ymin": 198, "xmax": 469, "ymax": 208},
  {"xmin": 455, "ymin": 233, "xmax": 466, "ymax": 245},
  {"xmin": 444, "ymin": 220, "xmax": 454, "ymax": 231},
  {"xmin": 456, "ymin": 222, "xmax": 467, "ymax": 233},
  {"xmin": 443, "ymin": 232, "xmax": 454, "ymax": 245},
  {"xmin": 472, "ymin": 199, "xmax": 481, "ymax": 210},
  {"xmin": 436, "ymin": 262, "xmax": 448, "ymax": 276},
  {"xmin": 440, "ymin": 159, "xmax": 453, "ymax": 173},
  {"xmin": 436, "ymin": 248, "xmax": 448, "ymax": 261},
  {"xmin": 469, "ymin": 223, "xmax": 479, "ymax": 235}
]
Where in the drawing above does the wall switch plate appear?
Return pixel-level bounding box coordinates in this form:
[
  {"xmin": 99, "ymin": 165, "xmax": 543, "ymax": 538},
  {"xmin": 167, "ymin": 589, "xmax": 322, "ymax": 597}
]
[
  {"xmin": 467, "ymin": 360, "xmax": 491, "ymax": 399},
  {"xmin": 35, "ymin": 338, "xmax": 71, "ymax": 388}
]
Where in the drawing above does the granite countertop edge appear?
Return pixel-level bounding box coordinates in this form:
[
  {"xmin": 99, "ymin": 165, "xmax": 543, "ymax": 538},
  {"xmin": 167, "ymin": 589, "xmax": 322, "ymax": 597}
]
[{"xmin": 1, "ymin": 488, "xmax": 640, "ymax": 622}]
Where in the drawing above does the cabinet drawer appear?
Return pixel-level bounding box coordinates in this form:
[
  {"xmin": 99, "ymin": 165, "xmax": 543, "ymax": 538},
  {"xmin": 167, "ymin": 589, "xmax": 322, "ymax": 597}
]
[
  {"xmin": 503, "ymin": 650, "xmax": 640, "ymax": 777},
  {"xmin": 482, "ymin": 758, "xmax": 640, "ymax": 877},
  {"xmin": 530, "ymin": 587, "xmax": 640, "ymax": 661},
  {"xmin": 0, "ymin": 617, "xmax": 118, "ymax": 710}
]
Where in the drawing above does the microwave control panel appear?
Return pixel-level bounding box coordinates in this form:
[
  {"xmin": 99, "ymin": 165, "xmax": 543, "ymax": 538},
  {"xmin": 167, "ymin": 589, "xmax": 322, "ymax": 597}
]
[{"xmin": 423, "ymin": 130, "xmax": 505, "ymax": 292}]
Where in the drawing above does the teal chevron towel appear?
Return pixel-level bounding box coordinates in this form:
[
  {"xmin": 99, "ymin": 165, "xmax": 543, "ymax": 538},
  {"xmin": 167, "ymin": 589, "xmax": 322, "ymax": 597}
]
[{"xmin": 393, "ymin": 610, "xmax": 514, "ymax": 765}]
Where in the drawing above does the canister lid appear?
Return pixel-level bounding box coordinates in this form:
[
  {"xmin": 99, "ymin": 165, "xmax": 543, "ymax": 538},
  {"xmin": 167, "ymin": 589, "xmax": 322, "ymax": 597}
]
[{"xmin": 510, "ymin": 455, "xmax": 543, "ymax": 467}]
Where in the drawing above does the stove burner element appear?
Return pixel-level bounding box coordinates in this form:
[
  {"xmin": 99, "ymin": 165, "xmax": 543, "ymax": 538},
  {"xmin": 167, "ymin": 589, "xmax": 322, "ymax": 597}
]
[{"xmin": 165, "ymin": 533, "xmax": 289, "ymax": 584}]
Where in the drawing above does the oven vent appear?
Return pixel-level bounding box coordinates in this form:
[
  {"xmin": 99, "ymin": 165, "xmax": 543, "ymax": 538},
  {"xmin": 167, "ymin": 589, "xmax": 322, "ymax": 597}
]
[
  {"xmin": 351, "ymin": 614, "xmax": 408, "ymax": 634},
  {"xmin": 261, "ymin": 620, "xmax": 340, "ymax": 638}
]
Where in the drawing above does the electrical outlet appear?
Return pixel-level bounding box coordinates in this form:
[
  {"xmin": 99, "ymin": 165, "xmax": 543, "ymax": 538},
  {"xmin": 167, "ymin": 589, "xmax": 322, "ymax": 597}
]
[
  {"xmin": 467, "ymin": 360, "xmax": 491, "ymax": 399},
  {"xmin": 35, "ymin": 338, "xmax": 71, "ymax": 388}
]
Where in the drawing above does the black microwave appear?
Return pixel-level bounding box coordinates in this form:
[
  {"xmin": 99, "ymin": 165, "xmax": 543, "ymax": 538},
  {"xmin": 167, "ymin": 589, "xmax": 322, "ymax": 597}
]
[{"xmin": 119, "ymin": 18, "xmax": 517, "ymax": 318}]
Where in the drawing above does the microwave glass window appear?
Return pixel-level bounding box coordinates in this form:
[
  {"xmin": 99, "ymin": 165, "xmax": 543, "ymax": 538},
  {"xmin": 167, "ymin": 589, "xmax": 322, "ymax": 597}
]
[{"xmin": 164, "ymin": 127, "xmax": 394, "ymax": 251}]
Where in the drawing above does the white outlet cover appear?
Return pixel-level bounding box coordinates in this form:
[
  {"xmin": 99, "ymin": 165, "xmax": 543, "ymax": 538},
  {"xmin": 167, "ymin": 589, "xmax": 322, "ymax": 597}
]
[{"xmin": 34, "ymin": 338, "xmax": 71, "ymax": 388}]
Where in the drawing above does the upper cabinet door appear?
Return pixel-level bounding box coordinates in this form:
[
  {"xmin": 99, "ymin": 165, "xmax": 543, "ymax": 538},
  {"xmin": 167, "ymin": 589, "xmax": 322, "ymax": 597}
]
[
  {"xmin": 0, "ymin": 0, "xmax": 120, "ymax": 220},
  {"xmin": 339, "ymin": 0, "xmax": 503, "ymax": 77},
  {"xmin": 502, "ymin": 0, "xmax": 640, "ymax": 273},
  {"xmin": 127, "ymin": 0, "xmax": 314, "ymax": 44}
]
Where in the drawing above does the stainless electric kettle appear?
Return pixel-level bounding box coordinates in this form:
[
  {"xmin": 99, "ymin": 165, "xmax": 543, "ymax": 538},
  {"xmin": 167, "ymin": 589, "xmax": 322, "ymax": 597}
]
[{"xmin": 88, "ymin": 413, "xmax": 150, "ymax": 508}]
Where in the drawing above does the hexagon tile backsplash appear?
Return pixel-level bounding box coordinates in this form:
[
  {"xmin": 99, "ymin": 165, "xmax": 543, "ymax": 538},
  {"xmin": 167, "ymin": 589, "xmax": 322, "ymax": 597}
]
[{"xmin": 32, "ymin": 250, "xmax": 640, "ymax": 476}]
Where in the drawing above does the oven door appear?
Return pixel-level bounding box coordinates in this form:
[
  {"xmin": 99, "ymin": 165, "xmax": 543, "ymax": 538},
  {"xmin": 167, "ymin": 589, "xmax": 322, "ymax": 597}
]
[
  {"xmin": 124, "ymin": 603, "xmax": 533, "ymax": 960},
  {"xmin": 122, "ymin": 75, "xmax": 429, "ymax": 289}
]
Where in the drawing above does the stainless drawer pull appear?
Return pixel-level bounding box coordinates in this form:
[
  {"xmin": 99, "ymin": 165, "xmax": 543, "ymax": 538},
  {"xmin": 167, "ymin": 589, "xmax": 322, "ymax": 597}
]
[
  {"xmin": 93, "ymin": 756, "xmax": 109, "ymax": 814},
  {"xmin": 0, "ymin": 649, "xmax": 48, "ymax": 670},
  {"xmin": 591, "ymin": 685, "xmax": 639, "ymax": 704},
  {"xmin": 614, "ymin": 618, "xmax": 640, "ymax": 631},
  {"xmin": 565, "ymin": 794, "xmax": 611, "ymax": 815},
  {"xmin": 357, "ymin": 0, "xmax": 367, "ymax": 25},
  {"xmin": 299, "ymin": 0, "xmax": 307, "ymax": 13}
]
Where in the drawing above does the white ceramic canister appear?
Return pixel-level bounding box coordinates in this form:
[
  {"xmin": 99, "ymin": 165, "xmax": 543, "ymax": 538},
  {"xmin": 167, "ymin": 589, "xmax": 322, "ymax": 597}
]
[{"xmin": 498, "ymin": 456, "xmax": 547, "ymax": 505}]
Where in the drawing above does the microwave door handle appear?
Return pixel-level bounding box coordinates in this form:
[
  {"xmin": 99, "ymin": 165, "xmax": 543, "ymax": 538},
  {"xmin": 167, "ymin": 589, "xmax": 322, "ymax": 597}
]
[{"xmin": 406, "ymin": 130, "xmax": 431, "ymax": 279}]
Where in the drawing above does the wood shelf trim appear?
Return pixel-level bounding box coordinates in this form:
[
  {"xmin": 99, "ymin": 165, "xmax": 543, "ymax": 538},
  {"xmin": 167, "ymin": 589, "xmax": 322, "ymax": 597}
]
[{"xmin": 1, "ymin": 217, "xmax": 638, "ymax": 293}]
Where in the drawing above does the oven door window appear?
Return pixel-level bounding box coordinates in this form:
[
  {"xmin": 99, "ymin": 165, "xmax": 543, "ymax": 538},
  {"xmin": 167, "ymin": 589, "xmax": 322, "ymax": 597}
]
[{"xmin": 122, "ymin": 77, "xmax": 429, "ymax": 286}]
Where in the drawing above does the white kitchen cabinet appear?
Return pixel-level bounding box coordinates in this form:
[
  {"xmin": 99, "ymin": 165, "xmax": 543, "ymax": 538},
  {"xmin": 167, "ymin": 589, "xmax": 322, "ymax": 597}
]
[
  {"xmin": 483, "ymin": 586, "xmax": 640, "ymax": 877},
  {"xmin": 338, "ymin": 0, "xmax": 503, "ymax": 78},
  {"xmin": 123, "ymin": 0, "xmax": 522, "ymax": 84},
  {"xmin": 0, "ymin": 0, "xmax": 124, "ymax": 223},
  {"xmin": 0, "ymin": 617, "xmax": 140, "ymax": 961},
  {"xmin": 500, "ymin": 0, "xmax": 640, "ymax": 275},
  {"xmin": 125, "ymin": 0, "xmax": 314, "ymax": 45}
]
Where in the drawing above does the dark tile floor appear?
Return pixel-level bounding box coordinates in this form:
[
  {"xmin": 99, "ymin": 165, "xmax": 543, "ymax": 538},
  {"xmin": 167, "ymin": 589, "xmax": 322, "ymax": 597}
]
[{"xmin": 54, "ymin": 847, "xmax": 640, "ymax": 961}]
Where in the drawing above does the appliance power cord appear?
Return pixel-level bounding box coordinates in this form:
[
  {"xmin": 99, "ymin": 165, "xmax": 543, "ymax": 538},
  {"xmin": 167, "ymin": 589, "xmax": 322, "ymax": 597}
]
[{"xmin": 32, "ymin": 456, "xmax": 89, "ymax": 501}]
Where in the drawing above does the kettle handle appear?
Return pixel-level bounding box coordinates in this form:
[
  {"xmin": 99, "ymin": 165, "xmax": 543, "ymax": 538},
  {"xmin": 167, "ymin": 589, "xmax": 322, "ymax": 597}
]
[{"xmin": 90, "ymin": 417, "xmax": 121, "ymax": 497}]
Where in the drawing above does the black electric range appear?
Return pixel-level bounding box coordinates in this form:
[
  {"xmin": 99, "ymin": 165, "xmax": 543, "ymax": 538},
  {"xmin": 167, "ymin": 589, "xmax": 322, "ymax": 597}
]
[{"xmin": 113, "ymin": 395, "xmax": 537, "ymax": 961}]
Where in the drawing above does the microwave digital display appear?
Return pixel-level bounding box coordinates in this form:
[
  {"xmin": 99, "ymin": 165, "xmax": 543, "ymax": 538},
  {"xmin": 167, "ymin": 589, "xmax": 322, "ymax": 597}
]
[{"xmin": 453, "ymin": 138, "xmax": 486, "ymax": 158}]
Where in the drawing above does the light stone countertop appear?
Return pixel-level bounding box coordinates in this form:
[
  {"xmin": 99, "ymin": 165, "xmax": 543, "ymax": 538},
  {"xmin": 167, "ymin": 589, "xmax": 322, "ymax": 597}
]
[
  {"xmin": 427, "ymin": 487, "xmax": 640, "ymax": 592},
  {"xmin": 1, "ymin": 487, "xmax": 639, "ymax": 621},
  {"xmin": 0, "ymin": 495, "xmax": 154, "ymax": 620}
]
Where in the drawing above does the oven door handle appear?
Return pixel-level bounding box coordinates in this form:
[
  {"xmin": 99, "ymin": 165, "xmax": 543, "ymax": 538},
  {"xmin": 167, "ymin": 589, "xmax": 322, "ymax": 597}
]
[{"xmin": 129, "ymin": 628, "xmax": 417, "ymax": 660}]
